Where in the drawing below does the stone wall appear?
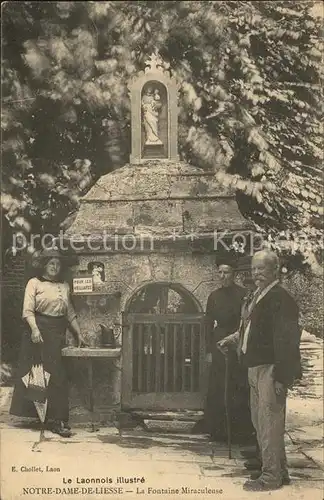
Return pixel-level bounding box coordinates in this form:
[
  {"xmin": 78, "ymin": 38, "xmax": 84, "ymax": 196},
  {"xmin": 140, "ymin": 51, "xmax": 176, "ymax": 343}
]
[
  {"xmin": 1, "ymin": 254, "xmax": 26, "ymax": 364},
  {"xmin": 70, "ymin": 251, "xmax": 248, "ymax": 341},
  {"xmin": 66, "ymin": 162, "xmax": 252, "ymax": 237},
  {"xmin": 69, "ymin": 198, "xmax": 251, "ymax": 236}
]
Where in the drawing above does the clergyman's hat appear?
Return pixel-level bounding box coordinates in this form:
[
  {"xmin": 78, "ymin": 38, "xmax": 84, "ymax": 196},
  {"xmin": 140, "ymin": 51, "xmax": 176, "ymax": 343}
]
[{"xmin": 216, "ymin": 250, "xmax": 239, "ymax": 269}]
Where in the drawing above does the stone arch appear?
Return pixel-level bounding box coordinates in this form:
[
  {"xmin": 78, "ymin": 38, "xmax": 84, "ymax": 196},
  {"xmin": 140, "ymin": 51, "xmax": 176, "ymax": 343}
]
[{"xmin": 124, "ymin": 281, "xmax": 203, "ymax": 314}]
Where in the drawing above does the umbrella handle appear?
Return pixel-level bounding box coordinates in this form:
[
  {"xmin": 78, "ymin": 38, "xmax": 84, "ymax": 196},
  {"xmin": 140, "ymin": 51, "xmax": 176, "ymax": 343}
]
[{"xmin": 32, "ymin": 342, "xmax": 44, "ymax": 364}]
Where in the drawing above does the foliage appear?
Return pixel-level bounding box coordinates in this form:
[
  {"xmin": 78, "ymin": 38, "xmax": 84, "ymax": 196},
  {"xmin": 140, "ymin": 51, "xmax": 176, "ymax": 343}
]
[
  {"xmin": 283, "ymin": 272, "xmax": 324, "ymax": 338},
  {"xmin": 2, "ymin": 1, "xmax": 323, "ymax": 270}
]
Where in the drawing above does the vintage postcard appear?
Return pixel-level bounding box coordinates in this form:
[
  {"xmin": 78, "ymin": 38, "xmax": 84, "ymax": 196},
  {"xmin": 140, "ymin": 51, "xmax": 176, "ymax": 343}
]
[{"xmin": 1, "ymin": 1, "xmax": 323, "ymax": 499}]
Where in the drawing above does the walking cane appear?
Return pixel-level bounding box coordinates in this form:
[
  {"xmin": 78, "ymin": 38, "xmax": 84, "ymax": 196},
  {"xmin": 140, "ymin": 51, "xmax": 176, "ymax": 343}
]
[{"xmin": 224, "ymin": 352, "xmax": 232, "ymax": 459}]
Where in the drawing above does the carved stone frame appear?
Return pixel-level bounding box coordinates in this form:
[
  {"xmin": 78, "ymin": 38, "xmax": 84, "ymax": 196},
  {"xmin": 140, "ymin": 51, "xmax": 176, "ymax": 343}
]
[{"xmin": 128, "ymin": 54, "xmax": 180, "ymax": 164}]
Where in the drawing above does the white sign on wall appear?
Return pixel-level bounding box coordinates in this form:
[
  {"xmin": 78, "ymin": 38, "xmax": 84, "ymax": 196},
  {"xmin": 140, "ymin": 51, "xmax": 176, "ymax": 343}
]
[{"xmin": 72, "ymin": 275, "xmax": 93, "ymax": 294}]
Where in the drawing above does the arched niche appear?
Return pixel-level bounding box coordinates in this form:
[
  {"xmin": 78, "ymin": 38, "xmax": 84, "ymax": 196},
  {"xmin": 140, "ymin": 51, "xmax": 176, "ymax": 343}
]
[
  {"xmin": 141, "ymin": 81, "xmax": 168, "ymax": 159},
  {"xmin": 128, "ymin": 53, "xmax": 179, "ymax": 164},
  {"xmin": 125, "ymin": 281, "xmax": 203, "ymax": 314}
]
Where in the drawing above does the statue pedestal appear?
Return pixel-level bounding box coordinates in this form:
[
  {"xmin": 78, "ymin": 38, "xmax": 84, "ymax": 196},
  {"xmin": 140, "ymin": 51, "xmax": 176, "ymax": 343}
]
[{"xmin": 143, "ymin": 144, "xmax": 165, "ymax": 159}]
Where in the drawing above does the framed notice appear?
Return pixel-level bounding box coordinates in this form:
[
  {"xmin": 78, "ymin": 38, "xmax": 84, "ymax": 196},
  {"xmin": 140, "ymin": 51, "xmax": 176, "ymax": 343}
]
[{"xmin": 72, "ymin": 275, "xmax": 93, "ymax": 294}]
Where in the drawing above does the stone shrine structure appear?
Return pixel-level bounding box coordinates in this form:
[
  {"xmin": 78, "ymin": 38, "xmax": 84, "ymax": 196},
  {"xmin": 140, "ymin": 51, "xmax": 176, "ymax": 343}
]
[
  {"xmin": 129, "ymin": 53, "xmax": 179, "ymax": 163},
  {"xmin": 64, "ymin": 54, "xmax": 252, "ymax": 423}
]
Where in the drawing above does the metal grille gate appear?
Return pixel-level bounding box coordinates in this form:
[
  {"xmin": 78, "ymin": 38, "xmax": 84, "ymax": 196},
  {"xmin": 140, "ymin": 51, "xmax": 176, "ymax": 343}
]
[{"xmin": 122, "ymin": 313, "xmax": 206, "ymax": 410}]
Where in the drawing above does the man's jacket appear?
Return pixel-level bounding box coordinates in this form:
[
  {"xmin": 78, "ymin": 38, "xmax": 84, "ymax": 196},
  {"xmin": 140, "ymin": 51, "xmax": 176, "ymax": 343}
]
[{"xmin": 239, "ymin": 284, "xmax": 302, "ymax": 386}]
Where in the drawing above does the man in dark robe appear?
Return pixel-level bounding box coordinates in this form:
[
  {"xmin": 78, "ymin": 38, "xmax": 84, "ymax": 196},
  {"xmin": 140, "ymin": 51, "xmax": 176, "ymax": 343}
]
[{"xmin": 202, "ymin": 260, "xmax": 255, "ymax": 443}]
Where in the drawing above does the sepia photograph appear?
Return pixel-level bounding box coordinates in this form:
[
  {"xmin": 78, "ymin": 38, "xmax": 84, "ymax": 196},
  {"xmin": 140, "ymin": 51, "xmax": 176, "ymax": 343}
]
[{"xmin": 1, "ymin": 1, "xmax": 323, "ymax": 499}]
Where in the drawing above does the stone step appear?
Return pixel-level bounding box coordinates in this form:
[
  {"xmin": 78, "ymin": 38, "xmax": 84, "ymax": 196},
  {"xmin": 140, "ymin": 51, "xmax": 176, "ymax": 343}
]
[
  {"xmin": 143, "ymin": 419, "xmax": 196, "ymax": 433},
  {"xmin": 131, "ymin": 410, "xmax": 203, "ymax": 422}
]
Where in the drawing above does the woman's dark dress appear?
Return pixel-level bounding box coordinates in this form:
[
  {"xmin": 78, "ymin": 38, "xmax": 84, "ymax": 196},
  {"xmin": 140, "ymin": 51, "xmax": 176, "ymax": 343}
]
[
  {"xmin": 10, "ymin": 277, "xmax": 73, "ymax": 422},
  {"xmin": 10, "ymin": 315, "xmax": 69, "ymax": 422},
  {"xmin": 203, "ymin": 284, "xmax": 255, "ymax": 443}
]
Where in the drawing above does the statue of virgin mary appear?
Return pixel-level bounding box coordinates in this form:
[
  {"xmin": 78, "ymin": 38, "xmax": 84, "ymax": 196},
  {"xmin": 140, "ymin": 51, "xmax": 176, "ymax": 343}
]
[{"xmin": 141, "ymin": 87, "xmax": 163, "ymax": 146}]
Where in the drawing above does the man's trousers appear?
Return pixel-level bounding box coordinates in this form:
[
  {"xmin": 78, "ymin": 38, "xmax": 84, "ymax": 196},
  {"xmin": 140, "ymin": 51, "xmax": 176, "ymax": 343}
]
[{"xmin": 248, "ymin": 364, "xmax": 288, "ymax": 486}]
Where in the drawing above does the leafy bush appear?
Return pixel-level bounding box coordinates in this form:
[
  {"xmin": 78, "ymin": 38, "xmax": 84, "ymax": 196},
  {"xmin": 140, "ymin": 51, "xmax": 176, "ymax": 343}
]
[{"xmin": 283, "ymin": 272, "xmax": 323, "ymax": 338}]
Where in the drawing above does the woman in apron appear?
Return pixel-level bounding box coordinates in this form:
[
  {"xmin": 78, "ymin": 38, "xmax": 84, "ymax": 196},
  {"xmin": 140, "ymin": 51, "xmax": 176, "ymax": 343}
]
[{"xmin": 10, "ymin": 249, "xmax": 86, "ymax": 437}]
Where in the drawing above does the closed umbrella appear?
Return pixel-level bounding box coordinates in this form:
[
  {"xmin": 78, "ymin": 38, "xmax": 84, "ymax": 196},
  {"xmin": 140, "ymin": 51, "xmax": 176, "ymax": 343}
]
[{"xmin": 21, "ymin": 346, "xmax": 51, "ymax": 451}]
